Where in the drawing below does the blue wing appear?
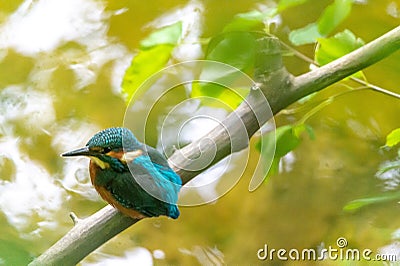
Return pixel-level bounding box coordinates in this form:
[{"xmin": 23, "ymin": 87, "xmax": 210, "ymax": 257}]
[
  {"xmin": 123, "ymin": 146, "xmax": 181, "ymax": 219},
  {"xmin": 145, "ymin": 145, "xmax": 182, "ymax": 186}
]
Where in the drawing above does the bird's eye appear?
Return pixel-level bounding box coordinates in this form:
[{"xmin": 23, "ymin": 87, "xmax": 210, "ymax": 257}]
[{"xmin": 103, "ymin": 147, "xmax": 112, "ymax": 153}]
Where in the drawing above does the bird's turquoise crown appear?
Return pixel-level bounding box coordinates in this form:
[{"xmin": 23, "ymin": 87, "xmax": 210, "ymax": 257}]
[{"xmin": 87, "ymin": 127, "xmax": 140, "ymax": 151}]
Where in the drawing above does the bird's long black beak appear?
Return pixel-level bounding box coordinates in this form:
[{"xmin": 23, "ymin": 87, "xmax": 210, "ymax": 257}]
[{"xmin": 61, "ymin": 146, "xmax": 91, "ymax": 157}]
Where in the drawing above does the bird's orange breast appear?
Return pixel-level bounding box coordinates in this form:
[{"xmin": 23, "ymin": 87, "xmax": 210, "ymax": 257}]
[{"xmin": 89, "ymin": 161, "xmax": 147, "ymax": 220}]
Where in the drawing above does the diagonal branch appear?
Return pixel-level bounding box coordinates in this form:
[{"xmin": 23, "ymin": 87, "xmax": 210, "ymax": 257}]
[{"xmin": 29, "ymin": 25, "xmax": 400, "ymax": 266}]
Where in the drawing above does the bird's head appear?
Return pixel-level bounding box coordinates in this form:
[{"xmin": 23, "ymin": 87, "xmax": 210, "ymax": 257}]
[{"xmin": 62, "ymin": 127, "xmax": 143, "ymax": 171}]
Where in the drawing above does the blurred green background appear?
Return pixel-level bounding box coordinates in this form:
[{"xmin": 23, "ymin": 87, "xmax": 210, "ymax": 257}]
[{"xmin": 0, "ymin": 0, "xmax": 399, "ymax": 265}]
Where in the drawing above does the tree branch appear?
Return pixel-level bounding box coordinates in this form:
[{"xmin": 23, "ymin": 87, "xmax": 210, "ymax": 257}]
[{"xmin": 29, "ymin": 26, "xmax": 400, "ymax": 266}]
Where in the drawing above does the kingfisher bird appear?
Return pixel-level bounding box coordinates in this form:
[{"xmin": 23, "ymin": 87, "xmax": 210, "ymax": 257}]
[{"xmin": 62, "ymin": 127, "xmax": 181, "ymax": 219}]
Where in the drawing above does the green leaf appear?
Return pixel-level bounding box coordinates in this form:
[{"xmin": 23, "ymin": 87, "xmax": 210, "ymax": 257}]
[
  {"xmin": 191, "ymin": 32, "xmax": 256, "ymax": 108},
  {"xmin": 0, "ymin": 240, "xmax": 32, "ymax": 265},
  {"xmin": 315, "ymin": 30, "xmax": 365, "ymax": 79},
  {"xmin": 191, "ymin": 83, "xmax": 248, "ymax": 109},
  {"xmin": 343, "ymin": 192, "xmax": 400, "ymax": 212},
  {"xmin": 140, "ymin": 21, "xmax": 182, "ymax": 49},
  {"xmin": 315, "ymin": 30, "xmax": 365, "ymax": 65},
  {"xmin": 223, "ymin": 10, "xmax": 273, "ymax": 32},
  {"xmin": 318, "ymin": 0, "xmax": 353, "ymax": 36},
  {"xmin": 386, "ymin": 128, "xmax": 400, "ymax": 147},
  {"xmin": 257, "ymin": 123, "xmax": 313, "ymax": 178},
  {"xmin": 289, "ymin": 0, "xmax": 353, "ymax": 45},
  {"xmin": 274, "ymin": 125, "xmax": 301, "ymax": 157},
  {"xmin": 293, "ymin": 123, "xmax": 315, "ymax": 140},
  {"xmin": 289, "ymin": 23, "xmax": 322, "ymax": 46},
  {"xmin": 268, "ymin": 158, "xmax": 281, "ymax": 179},
  {"xmin": 121, "ymin": 22, "xmax": 182, "ymax": 103},
  {"xmin": 277, "ymin": 0, "xmax": 309, "ymax": 12},
  {"xmin": 343, "ymin": 198, "xmax": 380, "ymax": 212},
  {"xmin": 257, "ymin": 125, "xmax": 301, "ymax": 178},
  {"xmin": 122, "ymin": 45, "xmax": 175, "ymax": 102},
  {"xmin": 206, "ymin": 31, "xmax": 256, "ymax": 70},
  {"xmin": 255, "ymin": 129, "xmax": 279, "ymax": 178}
]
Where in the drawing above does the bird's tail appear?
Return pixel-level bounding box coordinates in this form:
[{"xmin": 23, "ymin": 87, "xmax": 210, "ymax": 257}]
[{"xmin": 168, "ymin": 205, "xmax": 180, "ymax": 219}]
